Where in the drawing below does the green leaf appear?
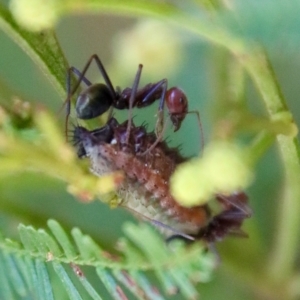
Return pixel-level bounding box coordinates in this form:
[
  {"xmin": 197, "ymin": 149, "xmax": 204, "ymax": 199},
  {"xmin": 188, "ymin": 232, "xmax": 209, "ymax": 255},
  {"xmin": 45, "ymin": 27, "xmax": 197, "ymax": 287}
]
[
  {"xmin": 0, "ymin": 252, "xmax": 15, "ymax": 300},
  {"xmin": 52, "ymin": 262, "xmax": 83, "ymax": 300},
  {"xmin": 126, "ymin": 270, "xmax": 166, "ymax": 300},
  {"xmin": 70, "ymin": 263, "xmax": 103, "ymax": 300},
  {"xmin": 2, "ymin": 252, "xmax": 27, "ymax": 297},
  {"xmin": 96, "ymin": 268, "xmax": 126, "ymax": 300},
  {"xmin": 71, "ymin": 227, "xmax": 102, "ymax": 261},
  {"xmin": 0, "ymin": 220, "xmax": 214, "ymax": 299},
  {"xmin": 14, "ymin": 255, "xmax": 34, "ymax": 293},
  {"xmin": 25, "ymin": 256, "xmax": 39, "ymax": 299},
  {"xmin": 19, "ymin": 225, "xmax": 39, "ymax": 253},
  {"xmin": 124, "ymin": 223, "xmax": 198, "ymax": 297},
  {"xmin": 35, "ymin": 259, "xmax": 54, "ymax": 300},
  {"xmin": 47, "ymin": 220, "xmax": 77, "ymax": 260},
  {"xmin": 113, "ymin": 269, "xmax": 165, "ymax": 300},
  {"xmin": 37, "ymin": 229, "xmax": 62, "ymax": 258},
  {"xmin": 0, "ymin": 3, "xmax": 67, "ymax": 99}
]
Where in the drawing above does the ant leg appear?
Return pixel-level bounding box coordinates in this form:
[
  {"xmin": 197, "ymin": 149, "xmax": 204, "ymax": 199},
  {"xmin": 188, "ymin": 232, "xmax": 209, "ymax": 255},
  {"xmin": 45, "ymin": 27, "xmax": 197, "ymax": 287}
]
[
  {"xmin": 92, "ymin": 55, "xmax": 117, "ymax": 100},
  {"xmin": 69, "ymin": 66, "xmax": 92, "ymax": 86},
  {"xmin": 138, "ymin": 79, "xmax": 168, "ymax": 137},
  {"xmin": 64, "ymin": 67, "xmax": 76, "ymax": 138},
  {"xmin": 139, "ymin": 81, "xmax": 169, "ymax": 156},
  {"xmin": 63, "ymin": 54, "xmax": 116, "ymax": 138},
  {"xmin": 125, "ymin": 64, "xmax": 143, "ymax": 144},
  {"xmin": 68, "ymin": 54, "xmax": 116, "ymax": 100},
  {"xmin": 140, "ymin": 118, "xmax": 170, "ymax": 156},
  {"xmin": 156, "ymin": 80, "xmax": 168, "ymax": 137},
  {"xmin": 135, "ymin": 80, "xmax": 172, "ymax": 156},
  {"xmin": 64, "ymin": 67, "xmax": 93, "ymax": 138}
]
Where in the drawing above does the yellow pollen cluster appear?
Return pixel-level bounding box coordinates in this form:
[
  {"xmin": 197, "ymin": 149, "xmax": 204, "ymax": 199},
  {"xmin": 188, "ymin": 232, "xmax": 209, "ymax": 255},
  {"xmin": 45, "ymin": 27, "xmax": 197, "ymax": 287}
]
[
  {"xmin": 10, "ymin": 0, "xmax": 60, "ymax": 31},
  {"xmin": 170, "ymin": 141, "xmax": 253, "ymax": 207}
]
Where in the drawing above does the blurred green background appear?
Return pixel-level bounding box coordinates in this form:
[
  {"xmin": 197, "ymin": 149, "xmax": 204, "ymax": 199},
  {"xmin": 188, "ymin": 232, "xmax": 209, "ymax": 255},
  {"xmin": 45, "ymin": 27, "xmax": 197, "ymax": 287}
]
[{"xmin": 0, "ymin": 1, "xmax": 300, "ymax": 299}]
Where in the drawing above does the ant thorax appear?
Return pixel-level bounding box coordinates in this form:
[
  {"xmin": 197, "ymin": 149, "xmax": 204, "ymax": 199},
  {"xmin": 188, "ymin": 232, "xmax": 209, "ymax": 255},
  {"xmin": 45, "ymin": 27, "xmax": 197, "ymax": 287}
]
[{"xmin": 73, "ymin": 117, "xmax": 210, "ymax": 239}]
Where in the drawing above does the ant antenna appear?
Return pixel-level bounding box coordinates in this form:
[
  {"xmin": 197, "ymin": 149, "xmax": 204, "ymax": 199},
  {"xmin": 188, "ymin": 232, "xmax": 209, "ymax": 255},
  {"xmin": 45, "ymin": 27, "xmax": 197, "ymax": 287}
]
[
  {"xmin": 186, "ymin": 110, "xmax": 205, "ymax": 154},
  {"xmin": 125, "ymin": 64, "xmax": 143, "ymax": 144},
  {"xmin": 63, "ymin": 66, "xmax": 93, "ymax": 137},
  {"xmin": 68, "ymin": 55, "xmax": 116, "ymax": 104},
  {"xmin": 63, "ymin": 65, "xmax": 73, "ymax": 140}
]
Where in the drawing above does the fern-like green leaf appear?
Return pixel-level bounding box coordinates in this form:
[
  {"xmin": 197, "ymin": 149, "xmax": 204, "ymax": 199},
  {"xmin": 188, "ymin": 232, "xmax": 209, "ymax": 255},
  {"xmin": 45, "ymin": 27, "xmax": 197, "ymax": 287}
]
[
  {"xmin": 0, "ymin": 220, "xmax": 215, "ymax": 299},
  {"xmin": 96, "ymin": 268, "xmax": 126, "ymax": 300},
  {"xmin": 70, "ymin": 263, "xmax": 103, "ymax": 300},
  {"xmin": 35, "ymin": 259, "xmax": 54, "ymax": 300},
  {"xmin": 4, "ymin": 252, "xmax": 28, "ymax": 297},
  {"xmin": 52, "ymin": 262, "xmax": 83, "ymax": 300},
  {"xmin": 0, "ymin": 251, "xmax": 15, "ymax": 299},
  {"xmin": 47, "ymin": 220, "xmax": 78, "ymax": 260},
  {"xmin": 112, "ymin": 270, "xmax": 160, "ymax": 300}
]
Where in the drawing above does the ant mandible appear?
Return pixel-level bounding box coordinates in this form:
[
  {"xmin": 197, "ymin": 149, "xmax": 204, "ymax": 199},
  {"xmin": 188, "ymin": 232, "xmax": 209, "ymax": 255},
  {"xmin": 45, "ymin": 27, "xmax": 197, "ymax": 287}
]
[{"xmin": 64, "ymin": 54, "xmax": 191, "ymax": 138}]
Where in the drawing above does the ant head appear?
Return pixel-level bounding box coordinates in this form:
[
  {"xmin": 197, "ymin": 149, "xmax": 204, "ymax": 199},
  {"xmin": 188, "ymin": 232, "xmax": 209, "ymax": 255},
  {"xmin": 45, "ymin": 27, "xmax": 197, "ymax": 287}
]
[
  {"xmin": 76, "ymin": 83, "xmax": 113, "ymax": 120},
  {"xmin": 71, "ymin": 117, "xmax": 119, "ymax": 157},
  {"xmin": 166, "ymin": 87, "xmax": 188, "ymax": 131},
  {"xmin": 71, "ymin": 125, "xmax": 91, "ymax": 158}
]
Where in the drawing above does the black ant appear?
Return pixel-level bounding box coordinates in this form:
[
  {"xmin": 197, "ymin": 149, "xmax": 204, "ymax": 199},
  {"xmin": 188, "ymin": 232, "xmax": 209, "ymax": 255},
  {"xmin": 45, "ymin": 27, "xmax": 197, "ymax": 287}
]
[{"xmin": 64, "ymin": 54, "xmax": 203, "ymax": 145}]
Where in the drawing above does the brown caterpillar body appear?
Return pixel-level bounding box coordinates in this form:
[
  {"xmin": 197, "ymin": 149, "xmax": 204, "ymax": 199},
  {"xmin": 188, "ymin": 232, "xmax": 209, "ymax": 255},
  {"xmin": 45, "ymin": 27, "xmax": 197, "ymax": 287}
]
[{"xmin": 72, "ymin": 118, "xmax": 251, "ymax": 242}]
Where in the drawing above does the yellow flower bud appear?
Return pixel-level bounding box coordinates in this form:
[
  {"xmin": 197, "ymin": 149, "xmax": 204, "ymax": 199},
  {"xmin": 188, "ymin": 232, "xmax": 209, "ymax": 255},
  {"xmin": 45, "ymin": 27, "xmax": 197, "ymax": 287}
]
[
  {"xmin": 10, "ymin": 0, "xmax": 60, "ymax": 31},
  {"xmin": 170, "ymin": 159, "xmax": 214, "ymax": 207},
  {"xmin": 170, "ymin": 141, "xmax": 254, "ymax": 207},
  {"xmin": 112, "ymin": 20, "xmax": 183, "ymax": 80},
  {"xmin": 202, "ymin": 141, "xmax": 253, "ymax": 194}
]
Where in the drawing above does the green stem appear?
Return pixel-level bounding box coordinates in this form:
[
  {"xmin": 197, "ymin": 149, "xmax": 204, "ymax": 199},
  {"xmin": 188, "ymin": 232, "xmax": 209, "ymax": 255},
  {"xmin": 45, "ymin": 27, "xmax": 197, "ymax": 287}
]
[
  {"xmin": 248, "ymin": 131, "xmax": 275, "ymax": 166},
  {"xmin": 268, "ymin": 137, "xmax": 300, "ymax": 281},
  {"xmin": 241, "ymin": 50, "xmax": 300, "ymax": 281}
]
